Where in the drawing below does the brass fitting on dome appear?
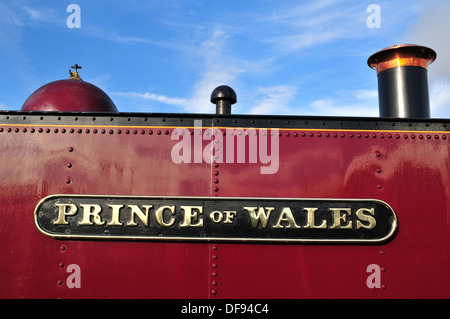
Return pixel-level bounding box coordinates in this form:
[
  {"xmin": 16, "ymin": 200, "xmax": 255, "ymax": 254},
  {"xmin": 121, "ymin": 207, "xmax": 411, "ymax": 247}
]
[{"xmin": 69, "ymin": 64, "xmax": 82, "ymax": 80}]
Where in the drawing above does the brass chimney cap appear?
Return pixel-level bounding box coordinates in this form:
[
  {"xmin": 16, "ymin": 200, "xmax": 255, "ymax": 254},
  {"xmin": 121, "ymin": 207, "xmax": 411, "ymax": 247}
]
[{"xmin": 368, "ymin": 44, "xmax": 436, "ymax": 74}]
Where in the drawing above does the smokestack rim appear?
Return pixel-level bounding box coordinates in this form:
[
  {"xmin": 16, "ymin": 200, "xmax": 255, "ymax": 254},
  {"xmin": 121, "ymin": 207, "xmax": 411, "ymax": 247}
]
[{"xmin": 368, "ymin": 44, "xmax": 436, "ymax": 74}]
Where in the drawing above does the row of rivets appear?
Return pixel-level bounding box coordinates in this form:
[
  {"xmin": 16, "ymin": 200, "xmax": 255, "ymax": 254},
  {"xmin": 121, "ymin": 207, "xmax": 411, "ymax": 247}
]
[
  {"xmin": 57, "ymin": 245, "xmax": 67, "ymax": 287},
  {"xmin": 210, "ymin": 245, "xmax": 219, "ymax": 296},
  {"xmin": 0, "ymin": 127, "xmax": 448, "ymax": 139},
  {"xmin": 0, "ymin": 127, "xmax": 172, "ymax": 135},
  {"xmin": 375, "ymin": 150, "xmax": 383, "ymax": 190}
]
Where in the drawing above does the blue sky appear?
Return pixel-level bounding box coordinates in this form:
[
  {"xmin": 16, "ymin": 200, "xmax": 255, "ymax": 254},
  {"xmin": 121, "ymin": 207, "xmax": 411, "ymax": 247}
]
[{"xmin": 1, "ymin": 0, "xmax": 450, "ymax": 118}]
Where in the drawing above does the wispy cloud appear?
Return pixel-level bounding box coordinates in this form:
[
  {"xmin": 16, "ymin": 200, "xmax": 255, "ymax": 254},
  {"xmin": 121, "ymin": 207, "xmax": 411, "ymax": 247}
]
[{"xmin": 248, "ymin": 86, "xmax": 297, "ymax": 115}]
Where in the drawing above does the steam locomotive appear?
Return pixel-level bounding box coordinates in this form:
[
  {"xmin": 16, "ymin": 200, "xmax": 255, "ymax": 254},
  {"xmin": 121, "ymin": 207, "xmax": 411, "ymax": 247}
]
[{"xmin": 0, "ymin": 44, "xmax": 448, "ymax": 301}]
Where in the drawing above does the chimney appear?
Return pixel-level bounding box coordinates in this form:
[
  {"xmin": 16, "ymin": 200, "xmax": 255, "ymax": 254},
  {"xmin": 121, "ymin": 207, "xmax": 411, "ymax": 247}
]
[
  {"xmin": 368, "ymin": 44, "xmax": 436, "ymax": 118},
  {"xmin": 211, "ymin": 85, "xmax": 237, "ymax": 115}
]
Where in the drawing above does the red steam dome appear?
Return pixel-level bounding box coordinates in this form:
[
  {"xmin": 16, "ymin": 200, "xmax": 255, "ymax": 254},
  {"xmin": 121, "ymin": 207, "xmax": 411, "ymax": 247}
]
[{"xmin": 21, "ymin": 64, "xmax": 118, "ymax": 112}]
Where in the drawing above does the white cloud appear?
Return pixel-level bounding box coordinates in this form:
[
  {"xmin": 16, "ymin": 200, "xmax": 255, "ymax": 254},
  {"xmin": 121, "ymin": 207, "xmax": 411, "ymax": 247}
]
[
  {"xmin": 248, "ymin": 86, "xmax": 297, "ymax": 115},
  {"xmin": 113, "ymin": 91, "xmax": 189, "ymax": 107},
  {"xmin": 430, "ymin": 80, "xmax": 450, "ymax": 118}
]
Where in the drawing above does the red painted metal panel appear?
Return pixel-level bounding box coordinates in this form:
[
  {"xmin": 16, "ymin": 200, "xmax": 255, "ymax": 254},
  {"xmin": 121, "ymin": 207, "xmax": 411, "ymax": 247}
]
[
  {"xmin": 214, "ymin": 130, "xmax": 450, "ymax": 298},
  {"xmin": 0, "ymin": 121, "xmax": 449, "ymax": 299},
  {"xmin": 0, "ymin": 126, "xmax": 211, "ymax": 298}
]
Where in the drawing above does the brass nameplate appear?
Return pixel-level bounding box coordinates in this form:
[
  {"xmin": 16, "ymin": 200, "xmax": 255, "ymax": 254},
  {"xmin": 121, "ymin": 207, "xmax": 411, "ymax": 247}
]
[{"xmin": 34, "ymin": 195, "xmax": 397, "ymax": 243}]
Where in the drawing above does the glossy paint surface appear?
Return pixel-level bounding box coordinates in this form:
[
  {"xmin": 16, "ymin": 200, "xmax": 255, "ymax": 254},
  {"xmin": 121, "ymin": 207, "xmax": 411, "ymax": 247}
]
[
  {"xmin": 21, "ymin": 80, "xmax": 118, "ymax": 112},
  {"xmin": 0, "ymin": 114, "xmax": 449, "ymax": 298}
]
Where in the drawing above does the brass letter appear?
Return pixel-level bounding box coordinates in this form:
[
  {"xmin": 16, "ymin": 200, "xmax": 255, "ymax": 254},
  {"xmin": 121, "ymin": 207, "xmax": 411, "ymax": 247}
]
[
  {"xmin": 54, "ymin": 203, "xmax": 78, "ymax": 225},
  {"xmin": 329, "ymin": 208, "xmax": 352, "ymax": 229},
  {"xmin": 108, "ymin": 204, "xmax": 124, "ymax": 226},
  {"xmin": 223, "ymin": 211, "xmax": 237, "ymax": 224},
  {"xmin": 244, "ymin": 207, "xmax": 274, "ymax": 229},
  {"xmin": 126, "ymin": 205, "xmax": 153, "ymax": 226},
  {"xmin": 180, "ymin": 206, "xmax": 203, "ymax": 227},
  {"xmin": 303, "ymin": 207, "xmax": 327, "ymax": 229},
  {"xmin": 79, "ymin": 204, "xmax": 105, "ymax": 225},
  {"xmin": 209, "ymin": 211, "xmax": 223, "ymax": 223},
  {"xmin": 273, "ymin": 207, "xmax": 301, "ymax": 229},
  {"xmin": 356, "ymin": 208, "xmax": 376, "ymax": 229},
  {"xmin": 155, "ymin": 206, "xmax": 176, "ymax": 227}
]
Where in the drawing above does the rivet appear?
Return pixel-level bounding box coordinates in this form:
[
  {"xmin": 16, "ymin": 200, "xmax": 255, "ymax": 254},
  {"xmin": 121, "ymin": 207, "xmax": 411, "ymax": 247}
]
[
  {"xmin": 67, "ymin": 163, "xmax": 72, "ymax": 168},
  {"xmin": 294, "ymin": 132, "xmax": 298, "ymax": 137},
  {"xmin": 157, "ymin": 130, "xmax": 161, "ymax": 135},
  {"xmin": 214, "ymin": 179, "xmax": 219, "ymax": 184},
  {"xmin": 419, "ymin": 135, "xmax": 423, "ymax": 139},
  {"xmin": 388, "ymin": 134, "xmax": 392, "ymax": 138},
  {"xmin": 381, "ymin": 284, "xmax": 387, "ymax": 289},
  {"xmin": 377, "ymin": 184, "xmax": 382, "ymax": 189},
  {"xmin": 212, "ymin": 255, "xmax": 218, "ymax": 260},
  {"xmin": 93, "ymin": 129, "xmax": 97, "ymax": 134},
  {"xmin": 68, "ymin": 147, "xmax": 74, "ymax": 152},
  {"xmin": 101, "ymin": 129, "xmax": 106, "ymax": 134},
  {"xmin": 404, "ymin": 134, "xmax": 408, "ymax": 139},
  {"xmin": 117, "ymin": 129, "xmax": 122, "ymax": 134},
  {"xmin": 375, "ymin": 151, "xmax": 381, "ymax": 157},
  {"xmin": 57, "ymin": 280, "xmax": 63, "ymax": 286},
  {"xmin": 214, "ymin": 163, "xmax": 219, "ymax": 168},
  {"xmin": 212, "ymin": 263, "xmax": 218, "ymax": 268},
  {"xmin": 23, "ymin": 128, "xmax": 28, "ymax": 133},
  {"xmin": 109, "ymin": 130, "xmax": 114, "ymax": 134},
  {"xmin": 381, "ymin": 267, "xmax": 386, "ymax": 272},
  {"xmin": 212, "ymin": 245, "xmax": 218, "ymax": 250},
  {"xmin": 213, "ymin": 187, "xmax": 219, "ymax": 192},
  {"xmin": 212, "ymin": 272, "xmax": 217, "ymax": 277},
  {"xmin": 164, "ymin": 130, "xmax": 169, "ymax": 135},
  {"xmin": 376, "ymin": 168, "xmax": 382, "ymax": 173},
  {"xmin": 427, "ymin": 135, "xmax": 431, "ymax": 140},
  {"xmin": 38, "ymin": 128, "xmax": 43, "ymax": 133},
  {"xmin": 211, "ymin": 290, "xmax": 217, "ymax": 295},
  {"xmin": 380, "ymin": 250, "xmax": 385, "ymax": 255},
  {"xmin": 212, "ymin": 281, "xmax": 217, "ymax": 286},
  {"xmin": 443, "ymin": 135, "xmax": 447, "ymax": 140},
  {"xmin": 60, "ymin": 245, "xmax": 66, "ymax": 252},
  {"xmin": 77, "ymin": 129, "xmax": 82, "ymax": 134},
  {"xmin": 59, "ymin": 262, "xmax": 65, "ymax": 268},
  {"xmin": 214, "ymin": 171, "xmax": 219, "ymax": 176}
]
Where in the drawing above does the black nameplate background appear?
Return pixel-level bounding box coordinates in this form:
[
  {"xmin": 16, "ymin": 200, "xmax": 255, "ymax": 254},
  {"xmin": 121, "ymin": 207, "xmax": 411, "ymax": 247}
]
[{"xmin": 34, "ymin": 195, "xmax": 397, "ymax": 243}]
